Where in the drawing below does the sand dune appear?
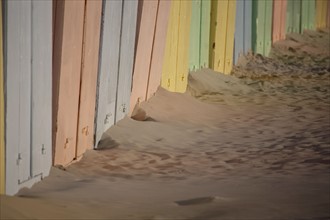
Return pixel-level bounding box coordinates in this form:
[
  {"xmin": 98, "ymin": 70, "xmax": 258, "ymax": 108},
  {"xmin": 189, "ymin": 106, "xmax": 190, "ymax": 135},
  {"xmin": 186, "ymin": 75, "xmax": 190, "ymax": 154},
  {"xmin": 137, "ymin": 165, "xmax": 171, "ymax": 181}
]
[{"xmin": 1, "ymin": 29, "xmax": 329, "ymax": 220}]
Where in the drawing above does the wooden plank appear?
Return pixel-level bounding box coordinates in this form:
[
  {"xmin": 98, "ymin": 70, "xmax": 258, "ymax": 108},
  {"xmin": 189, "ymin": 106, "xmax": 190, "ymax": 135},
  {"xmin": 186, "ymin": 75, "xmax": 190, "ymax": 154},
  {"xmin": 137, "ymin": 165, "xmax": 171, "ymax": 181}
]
[
  {"xmin": 214, "ymin": 0, "xmax": 229, "ymax": 73},
  {"xmin": 188, "ymin": 0, "xmax": 201, "ymax": 72},
  {"xmin": 130, "ymin": 0, "xmax": 158, "ymax": 113},
  {"xmin": 286, "ymin": 0, "xmax": 293, "ymax": 33},
  {"xmin": 273, "ymin": 0, "xmax": 287, "ymax": 43},
  {"xmin": 0, "ymin": 0, "xmax": 4, "ymax": 195},
  {"xmin": 264, "ymin": 0, "xmax": 273, "ymax": 56},
  {"xmin": 209, "ymin": 0, "xmax": 218, "ymax": 68},
  {"xmin": 31, "ymin": 0, "xmax": 52, "ymax": 177},
  {"xmin": 280, "ymin": 0, "xmax": 287, "ymax": 39},
  {"xmin": 161, "ymin": 0, "xmax": 180, "ymax": 92},
  {"xmin": 244, "ymin": 0, "xmax": 252, "ymax": 54},
  {"xmin": 115, "ymin": 0, "xmax": 138, "ymax": 122},
  {"xmin": 234, "ymin": 0, "xmax": 245, "ymax": 63},
  {"xmin": 76, "ymin": 0, "xmax": 102, "ymax": 157},
  {"xmin": 146, "ymin": 0, "xmax": 171, "ymax": 100},
  {"xmin": 252, "ymin": 0, "xmax": 266, "ymax": 55},
  {"xmin": 5, "ymin": 0, "xmax": 32, "ymax": 194},
  {"xmin": 224, "ymin": 0, "xmax": 236, "ymax": 74},
  {"xmin": 293, "ymin": 0, "xmax": 301, "ymax": 33},
  {"xmin": 315, "ymin": 0, "xmax": 328, "ymax": 29},
  {"xmin": 53, "ymin": 0, "xmax": 85, "ymax": 165},
  {"xmin": 328, "ymin": 0, "xmax": 330, "ymax": 28},
  {"xmin": 200, "ymin": 0, "xmax": 211, "ymax": 68},
  {"xmin": 175, "ymin": 0, "xmax": 192, "ymax": 92},
  {"xmin": 94, "ymin": 0, "xmax": 122, "ymax": 147}
]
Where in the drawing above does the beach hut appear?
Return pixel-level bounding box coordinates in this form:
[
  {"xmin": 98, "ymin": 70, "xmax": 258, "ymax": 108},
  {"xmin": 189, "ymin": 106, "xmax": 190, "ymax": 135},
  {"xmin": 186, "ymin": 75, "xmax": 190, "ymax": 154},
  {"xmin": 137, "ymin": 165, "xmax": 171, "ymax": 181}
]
[
  {"xmin": 4, "ymin": 0, "xmax": 52, "ymax": 195},
  {"xmin": 252, "ymin": 0, "xmax": 273, "ymax": 56},
  {"xmin": 161, "ymin": 0, "xmax": 192, "ymax": 92},
  {"xmin": 94, "ymin": 0, "xmax": 138, "ymax": 147}
]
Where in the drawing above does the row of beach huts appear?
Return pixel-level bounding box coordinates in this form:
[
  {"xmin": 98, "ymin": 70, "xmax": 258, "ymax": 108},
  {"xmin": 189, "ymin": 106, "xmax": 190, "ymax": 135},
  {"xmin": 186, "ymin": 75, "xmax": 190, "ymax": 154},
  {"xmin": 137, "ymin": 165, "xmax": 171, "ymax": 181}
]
[{"xmin": 0, "ymin": 0, "xmax": 329, "ymax": 195}]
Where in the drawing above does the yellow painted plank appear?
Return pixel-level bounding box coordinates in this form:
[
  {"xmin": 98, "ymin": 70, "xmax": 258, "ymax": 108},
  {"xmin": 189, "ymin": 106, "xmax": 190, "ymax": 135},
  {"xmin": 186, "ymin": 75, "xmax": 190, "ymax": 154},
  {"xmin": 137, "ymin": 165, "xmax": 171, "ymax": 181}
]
[
  {"xmin": 224, "ymin": 0, "xmax": 236, "ymax": 74},
  {"xmin": 214, "ymin": 0, "xmax": 229, "ymax": 73},
  {"xmin": 175, "ymin": 0, "xmax": 192, "ymax": 93},
  {"xmin": 0, "ymin": 0, "xmax": 5, "ymax": 194},
  {"xmin": 316, "ymin": 0, "xmax": 328, "ymax": 28},
  {"xmin": 161, "ymin": 0, "xmax": 180, "ymax": 92}
]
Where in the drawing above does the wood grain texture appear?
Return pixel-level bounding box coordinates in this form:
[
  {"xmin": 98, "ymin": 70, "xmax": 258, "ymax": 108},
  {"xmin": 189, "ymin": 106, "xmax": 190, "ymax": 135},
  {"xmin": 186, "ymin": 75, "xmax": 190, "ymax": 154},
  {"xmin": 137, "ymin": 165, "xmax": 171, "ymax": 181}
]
[
  {"xmin": 53, "ymin": 0, "xmax": 85, "ymax": 166},
  {"xmin": 130, "ymin": 0, "xmax": 158, "ymax": 113},
  {"xmin": 94, "ymin": 0, "xmax": 122, "ymax": 147},
  {"xmin": 31, "ymin": 0, "xmax": 52, "ymax": 178},
  {"xmin": 161, "ymin": 0, "xmax": 180, "ymax": 92},
  {"xmin": 175, "ymin": 0, "xmax": 192, "ymax": 93},
  {"xmin": 146, "ymin": 0, "xmax": 171, "ymax": 100},
  {"xmin": 224, "ymin": 0, "xmax": 236, "ymax": 74},
  {"xmin": 264, "ymin": 0, "xmax": 273, "ymax": 56},
  {"xmin": 0, "ymin": 0, "xmax": 4, "ymax": 195},
  {"xmin": 76, "ymin": 0, "xmax": 102, "ymax": 157},
  {"xmin": 115, "ymin": 0, "xmax": 138, "ymax": 122}
]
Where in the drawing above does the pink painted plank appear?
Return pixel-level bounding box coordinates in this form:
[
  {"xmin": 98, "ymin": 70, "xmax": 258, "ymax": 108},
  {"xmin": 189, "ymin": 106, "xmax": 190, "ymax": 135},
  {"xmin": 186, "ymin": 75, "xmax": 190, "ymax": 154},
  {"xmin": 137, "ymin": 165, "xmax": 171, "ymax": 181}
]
[
  {"xmin": 76, "ymin": 1, "xmax": 102, "ymax": 158},
  {"xmin": 273, "ymin": 0, "xmax": 287, "ymax": 43},
  {"xmin": 130, "ymin": 0, "xmax": 159, "ymax": 113},
  {"xmin": 146, "ymin": 0, "xmax": 171, "ymax": 100}
]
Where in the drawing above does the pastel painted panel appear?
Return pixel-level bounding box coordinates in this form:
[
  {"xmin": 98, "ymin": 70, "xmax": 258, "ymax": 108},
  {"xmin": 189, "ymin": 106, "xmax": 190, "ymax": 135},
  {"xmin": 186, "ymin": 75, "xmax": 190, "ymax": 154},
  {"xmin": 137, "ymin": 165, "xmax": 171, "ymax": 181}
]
[
  {"xmin": 189, "ymin": 0, "xmax": 201, "ymax": 72},
  {"xmin": 200, "ymin": 0, "xmax": 211, "ymax": 68},
  {"xmin": 147, "ymin": 0, "xmax": 171, "ymax": 99},
  {"xmin": 0, "ymin": 0, "xmax": 4, "ymax": 195}
]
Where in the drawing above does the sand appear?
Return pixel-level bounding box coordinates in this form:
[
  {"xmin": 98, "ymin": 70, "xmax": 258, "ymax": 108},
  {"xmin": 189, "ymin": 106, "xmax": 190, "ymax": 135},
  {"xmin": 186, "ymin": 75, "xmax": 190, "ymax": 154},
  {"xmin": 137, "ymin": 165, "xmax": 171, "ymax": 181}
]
[{"xmin": 1, "ymin": 29, "xmax": 329, "ymax": 220}]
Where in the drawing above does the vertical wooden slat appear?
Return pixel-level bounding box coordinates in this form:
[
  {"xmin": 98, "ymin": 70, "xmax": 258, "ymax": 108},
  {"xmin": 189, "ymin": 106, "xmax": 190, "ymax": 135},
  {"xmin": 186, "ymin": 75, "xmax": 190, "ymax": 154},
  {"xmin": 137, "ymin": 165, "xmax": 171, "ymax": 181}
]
[
  {"xmin": 301, "ymin": 0, "xmax": 315, "ymax": 32},
  {"xmin": 53, "ymin": 0, "xmax": 85, "ymax": 165},
  {"xmin": 273, "ymin": 0, "xmax": 287, "ymax": 43},
  {"xmin": 0, "ymin": 0, "xmax": 4, "ymax": 195},
  {"xmin": 175, "ymin": 0, "xmax": 192, "ymax": 92},
  {"xmin": 328, "ymin": 0, "xmax": 330, "ymax": 28},
  {"xmin": 224, "ymin": 0, "xmax": 236, "ymax": 74},
  {"xmin": 146, "ymin": 0, "xmax": 171, "ymax": 100},
  {"xmin": 209, "ymin": 0, "xmax": 217, "ymax": 68},
  {"xmin": 264, "ymin": 0, "xmax": 273, "ymax": 56},
  {"xmin": 200, "ymin": 0, "xmax": 211, "ymax": 69},
  {"xmin": 234, "ymin": 0, "xmax": 244, "ymax": 63},
  {"xmin": 76, "ymin": 0, "xmax": 102, "ymax": 157},
  {"xmin": 189, "ymin": 0, "xmax": 201, "ymax": 72},
  {"xmin": 161, "ymin": 1, "xmax": 180, "ymax": 92},
  {"xmin": 115, "ymin": 0, "xmax": 138, "ymax": 122},
  {"xmin": 95, "ymin": 0, "xmax": 122, "ymax": 147},
  {"xmin": 31, "ymin": 0, "xmax": 52, "ymax": 177},
  {"xmin": 6, "ymin": 0, "xmax": 32, "ymax": 194},
  {"xmin": 280, "ymin": 0, "xmax": 287, "ymax": 39},
  {"xmin": 130, "ymin": 0, "xmax": 158, "ymax": 113}
]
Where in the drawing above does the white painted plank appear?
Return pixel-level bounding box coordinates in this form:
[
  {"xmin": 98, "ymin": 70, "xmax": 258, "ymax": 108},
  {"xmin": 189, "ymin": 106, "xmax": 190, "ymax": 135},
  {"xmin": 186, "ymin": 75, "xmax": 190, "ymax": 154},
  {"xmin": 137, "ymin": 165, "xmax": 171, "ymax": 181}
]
[
  {"xmin": 95, "ymin": 0, "xmax": 123, "ymax": 147},
  {"xmin": 115, "ymin": 0, "xmax": 138, "ymax": 122},
  {"xmin": 31, "ymin": 0, "xmax": 52, "ymax": 178}
]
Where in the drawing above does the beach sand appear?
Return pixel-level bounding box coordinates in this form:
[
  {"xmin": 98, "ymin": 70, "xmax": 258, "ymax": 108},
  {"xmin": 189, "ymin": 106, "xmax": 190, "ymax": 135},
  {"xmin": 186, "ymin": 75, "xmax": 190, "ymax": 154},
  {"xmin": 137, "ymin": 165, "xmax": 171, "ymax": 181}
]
[{"xmin": 1, "ymin": 29, "xmax": 329, "ymax": 220}]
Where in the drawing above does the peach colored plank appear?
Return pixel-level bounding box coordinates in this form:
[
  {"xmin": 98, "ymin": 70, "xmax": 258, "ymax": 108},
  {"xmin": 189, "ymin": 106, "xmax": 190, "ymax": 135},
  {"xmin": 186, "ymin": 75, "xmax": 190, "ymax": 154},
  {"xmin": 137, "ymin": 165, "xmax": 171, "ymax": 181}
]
[
  {"xmin": 146, "ymin": 0, "xmax": 171, "ymax": 100},
  {"xmin": 273, "ymin": 0, "xmax": 287, "ymax": 43},
  {"xmin": 76, "ymin": 1, "xmax": 102, "ymax": 158},
  {"xmin": 53, "ymin": 0, "xmax": 85, "ymax": 166},
  {"xmin": 130, "ymin": 0, "xmax": 159, "ymax": 113}
]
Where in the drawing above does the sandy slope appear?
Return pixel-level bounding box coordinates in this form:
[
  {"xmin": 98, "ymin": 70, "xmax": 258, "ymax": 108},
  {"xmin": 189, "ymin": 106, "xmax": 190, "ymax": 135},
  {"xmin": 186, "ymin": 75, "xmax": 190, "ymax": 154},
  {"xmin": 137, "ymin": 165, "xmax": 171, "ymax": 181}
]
[{"xmin": 1, "ymin": 30, "xmax": 329, "ymax": 220}]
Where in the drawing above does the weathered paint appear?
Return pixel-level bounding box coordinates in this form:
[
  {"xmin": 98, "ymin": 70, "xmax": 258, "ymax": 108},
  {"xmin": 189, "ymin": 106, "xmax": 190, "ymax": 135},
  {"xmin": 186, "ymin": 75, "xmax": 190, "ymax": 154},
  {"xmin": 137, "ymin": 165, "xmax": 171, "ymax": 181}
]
[
  {"xmin": 5, "ymin": 0, "xmax": 52, "ymax": 195},
  {"xmin": 95, "ymin": 0, "xmax": 122, "ymax": 147},
  {"xmin": 0, "ymin": 0, "xmax": 4, "ymax": 195},
  {"xmin": 175, "ymin": 0, "xmax": 192, "ymax": 92},
  {"xmin": 76, "ymin": 0, "xmax": 102, "ymax": 158},
  {"xmin": 146, "ymin": 0, "xmax": 171, "ymax": 100},
  {"xmin": 272, "ymin": 0, "xmax": 287, "ymax": 43},
  {"xmin": 161, "ymin": 0, "xmax": 180, "ymax": 92},
  {"xmin": 286, "ymin": 0, "xmax": 301, "ymax": 33},
  {"xmin": 316, "ymin": 0, "xmax": 328, "ymax": 28},
  {"xmin": 211, "ymin": 0, "xmax": 236, "ymax": 74},
  {"xmin": 234, "ymin": 0, "xmax": 252, "ymax": 64},
  {"xmin": 252, "ymin": 0, "xmax": 273, "ymax": 56},
  {"xmin": 189, "ymin": 0, "xmax": 211, "ymax": 71},
  {"xmin": 130, "ymin": 0, "xmax": 159, "ymax": 112},
  {"xmin": 301, "ymin": 0, "xmax": 315, "ymax": 32},
  {"xmin": 53, "ymin": 0, "xmax": 85, "ymax": 165},
  {"xmin": 115, "ymin": 0, "xmax": 138, "ymax": 122}
]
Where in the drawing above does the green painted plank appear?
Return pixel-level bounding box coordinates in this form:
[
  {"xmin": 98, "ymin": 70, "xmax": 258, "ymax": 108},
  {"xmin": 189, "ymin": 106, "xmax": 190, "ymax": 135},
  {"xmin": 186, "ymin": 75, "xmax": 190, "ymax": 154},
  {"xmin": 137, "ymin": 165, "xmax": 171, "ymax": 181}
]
[
  {"xmin": 293, "ymin": 0, "xmax": 301, "ymax": 33},
  {"xmin": 264, "ymin": 0, "xmax": 273, "ymax": 56},
  {"xmin": 253, "ymin": 0, "xmax": 266, "ymax": 55},
  {"xmin": 189, "ymin": 0, "xmax": 201, "ymax": 71},
  {"xmin": 301, "ymin": 0, "xmax": 315, "ymax": 31},
  {"xmin": 200, "ymin": 0, "xmax": 210, "ymax": 68}
]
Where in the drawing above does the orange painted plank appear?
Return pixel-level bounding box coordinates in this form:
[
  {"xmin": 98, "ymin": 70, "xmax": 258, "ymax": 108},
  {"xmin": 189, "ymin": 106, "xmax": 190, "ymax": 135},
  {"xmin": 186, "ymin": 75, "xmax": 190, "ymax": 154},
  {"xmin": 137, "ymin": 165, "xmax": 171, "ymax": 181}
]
[
  {"xmin": 130, "ymin": 0, "xmax": 158, "ymax": 112},
  {"xmin": 53, "ymin": 0, "xmax": 85, "ymax": 166},
  {"xmin": 146, "ymin": 0, "xmax": 171, "ymax": 100},
  {"xmin": 76, "ymin": 0, "xmax": 102, "ymax": 158},
  {"xmin": 273, "ymin": 0, "xmax": 287, "ymax": 43}
]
